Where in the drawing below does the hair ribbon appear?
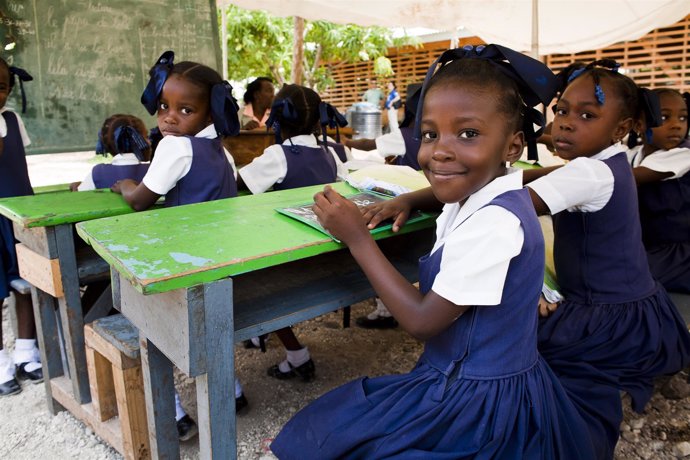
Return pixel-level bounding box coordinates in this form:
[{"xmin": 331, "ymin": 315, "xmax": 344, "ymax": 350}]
[
  {"xmin": 266, "ymin": 97, "xmax": 299, "ymax": 144},
  {"xmin": 141, "ymin": 50, "xmax": 174, "ymax": 115},
  {"xmin": 113, "ymin": 125, "xmax": 150, "ymax": 161},
  {"xmin": 211, "ymin": 81, "xmax": 241, "ymax": 137},
  {"xmin": 318, "ymin": 102, "xmax": 348, "ymax": 144},
  {"xmin": 8, "ymin": 66, "xmax": 33, "ymax": 114}
]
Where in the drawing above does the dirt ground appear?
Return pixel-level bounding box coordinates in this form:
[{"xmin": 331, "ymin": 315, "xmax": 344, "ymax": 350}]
[{"xmin": 1, "ymin": 152, "xmax": 690, "ymax": 459}]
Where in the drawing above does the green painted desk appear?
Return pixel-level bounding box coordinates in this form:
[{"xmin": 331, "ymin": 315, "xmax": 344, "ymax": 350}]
[
  {"xmin": 77, "ymin": 182, "xmax": 436, "ymax": 459},
  {"xmin": 0, "ymin": 190, "xmax": 137, "ymax": 416}
]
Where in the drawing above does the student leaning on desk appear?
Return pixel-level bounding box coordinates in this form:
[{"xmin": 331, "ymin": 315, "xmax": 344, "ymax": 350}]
[{"xmin": 0, "ymin": 58, "xmax": 43, "ymax": 397}]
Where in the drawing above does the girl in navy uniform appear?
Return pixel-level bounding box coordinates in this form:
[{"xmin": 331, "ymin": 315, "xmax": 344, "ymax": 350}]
[
  {"xmin": 111, "ymin": 51, "xmax": 246, "ymax": 437},
  {"xmin": 72, "ymin": 114, "xmax": 151, "ymax": 191},
  {"xmin": 524, "ymin": 61, "xmax": 690, "ymax": 459},
  {"xmin": 271, "ymin": 45, "xmax": 596, "ymax": 459},
  {"xmin": 628, "ymin": 89, "xmax": 690, "ymax": 293},
  {"xmin": 0, "ymin": 58, "xmax": 43, "ymax": 396},
  {"xmin": 239, "ymin": 84, "xmax": 348, "ymax": 382}
]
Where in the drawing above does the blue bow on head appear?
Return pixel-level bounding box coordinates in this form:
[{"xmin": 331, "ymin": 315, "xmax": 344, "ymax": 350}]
[
  {"xmin": 318, "ymin": 102, "xmax": 348, "ymax": 144},
  {"xmin": 414, "ymin": 44, "xmax": 559, "ymax": 161},
  {"xmin": 567, "ymin": 59, "xmax": 620, "ymax": 106},
  {"xmin": 113, "ymin": 125, "xmax": 150, "ymax": 161},
  {"xmin": 8, "ymin": 66, "xmax": 33, "ymax": 114},
  {"xmin": 211, "ymin": 81, "xmax": 241, "ymax": 137},
  {"xmin": 266, "ymin": 97, "xmax": 299, "ymax": 144},
  {"xmin": 141, "ymin": 50, "xmax": 174, "ymax": 115},
  {"xmin": 627, "ymin": 88, "xmax": 661, "ymax": 148},
  {"xmin": 95, "ymin": 129, "xmax": 106, "ymax": 156}
]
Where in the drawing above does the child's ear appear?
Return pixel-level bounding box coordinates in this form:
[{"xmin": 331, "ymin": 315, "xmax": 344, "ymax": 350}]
[
  {"xmin": 504, "ymin": 131, "xmax": 525, "ymax": 164},
  {"xmin": 613, "ymin": 117, "xmax": 634, "ymax": 144}
]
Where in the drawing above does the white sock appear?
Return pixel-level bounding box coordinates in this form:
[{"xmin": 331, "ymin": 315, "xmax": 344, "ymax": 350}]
[
  {"xmin": 13, "ymin": 339, "xmax": 42, "ymax": 372},
  {"xmin": 0, "ymin": 349, "xmax": 15, "ymax": 384},
  {"xmin": 285, "ymin": 347, "xmax": 310, "ymax": 368},
  {"xmin": 235, "ymin": 378, "xmax": 243, "ymax": 398},
  {"xmin": 175, "ymin": 392, "xmax": 187, "ymax": 421},
  {"xmin": 366, "ymin": 298, "xmax": 392, "ymax": 319}
]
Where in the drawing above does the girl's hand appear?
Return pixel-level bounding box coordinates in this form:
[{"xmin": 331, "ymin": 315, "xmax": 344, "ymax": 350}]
[
  {"xmin": 361, "ymin": 196, "xmax": 412, "ymax": 233},
  {"xmin": 538, "ymin": 294, "xmax": 560, "ymax": 317},
  {"xmin": 69, "ymin": 182, "xmax": 81, "ymax": 192},
  {"xmin": 313, "ymin": 185, "xmax": 371, "ymax": 245}
]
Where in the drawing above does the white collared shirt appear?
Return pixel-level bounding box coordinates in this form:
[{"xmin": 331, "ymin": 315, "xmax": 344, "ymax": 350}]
[
  {"xmin": 77, "ymin": 153, "xmax": 142, "ymax": 191},
  {"xmin": 431, "ymin": 168, "xmax": 525, "ymax": 306},
  {"xmin": 527, "ymin": 143, "xmax": 622, "ymax": 214},
  {"xmin": 142, "ymin": 124, "xmax": 237, "ymax": 196},
  {"xmin": 0, "ymin": 107, "xmax": 31, "ymax": 146},
  {"xmin": 374, "ymin": 130, "xmax": 406, "ymax": 158},
  {"xmin": 239, "ymin": 134, "xmax": 348, "ymax": 194},
  {"xmin": 628, "ymin": 145, "xmax": 690, "ymax": 180}
]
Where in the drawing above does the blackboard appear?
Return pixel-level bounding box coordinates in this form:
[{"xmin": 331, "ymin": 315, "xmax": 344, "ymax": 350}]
[{"xmin": 1, "ymin": 0, "xmax": 221, "ymax": 154}]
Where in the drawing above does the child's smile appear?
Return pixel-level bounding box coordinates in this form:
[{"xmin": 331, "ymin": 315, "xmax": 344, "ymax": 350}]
[{"xmin": 417, "ymin": 83, "xmax": 521, "ymax": 204}]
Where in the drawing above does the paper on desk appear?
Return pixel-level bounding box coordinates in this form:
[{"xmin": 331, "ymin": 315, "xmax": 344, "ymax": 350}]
[{"xmin": 344, "ymin": 164, "xmax": 430, "ymax": 196}]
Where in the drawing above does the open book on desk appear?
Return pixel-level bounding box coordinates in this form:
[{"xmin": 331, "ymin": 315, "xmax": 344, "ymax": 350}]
[
  {"xmin": 344, "ymin": 164, "xmax": 430, "ymax": 197},
  {"xmin": 276, "ymin": 190, "xmax": 429, "ymax": 242}
]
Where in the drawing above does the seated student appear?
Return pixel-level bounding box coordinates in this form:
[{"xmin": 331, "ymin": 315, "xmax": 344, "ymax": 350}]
[
  {"xmin": 239, "ymin": 84, "xmax": 347, "ymax": 382},
  {"xmin": 71, "ymin": 114, "xmax": 151, "ymax": 191},
  {"xmin": 111, "ymin": 51, "xmax": 246, "ymax": 437},
  {"xmin": 239, "ymin": 77, "xmax": 274, "ymax": 130},
  {"xmin": 0, "ymin": 60, "xmax": 42, "ymax": 396},
  {"xmin": 628, "ymin": 89, "xmax": 690, "ymax": 293}
]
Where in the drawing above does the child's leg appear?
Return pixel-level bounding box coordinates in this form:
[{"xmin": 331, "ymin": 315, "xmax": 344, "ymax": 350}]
[
  {"xmin": 13, "ymin": 291, "xmax": 42, "ymax": 383},
  {"xmin": 356, "ymin": 297, "xmax": 398, "ymax": 329},
  {"xmin": 0, "ymin": 296, "xmax": 21, "ymax": 395},
  {"xmin": 268, "ymin": 327, "xmax": 315, "ymax": 381}
]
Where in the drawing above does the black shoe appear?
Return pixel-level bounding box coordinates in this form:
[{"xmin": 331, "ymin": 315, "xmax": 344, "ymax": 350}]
[
  {"xmin": 267, "ymin": 359, "xmax": 315, "ymax": 382},
  {"xmin": 243, "ymin": 334, "xmax": 268, "ymax": 352},
  {"xmin": 0, "ymin": 378, "xmax": 22, "ymax": 397},
  {"xmin": 177, "ymin": 414, "xmax": 198, "ymax": 442},
  {"xmin": 235, "ymin": 393, "xmax": 249, "ymax": 413},
  {"xmin": 15, "ymin": 362, "xmax": 43, "ymax": 384},
  {"xmin": 355, "ymin": 315, "xmax": 398, "ymax": 329}
]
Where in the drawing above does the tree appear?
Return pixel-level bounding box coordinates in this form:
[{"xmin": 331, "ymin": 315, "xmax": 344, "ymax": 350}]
[{"xmin": 221, "ymin": 6, "xmax": 415, "ymax": 91}]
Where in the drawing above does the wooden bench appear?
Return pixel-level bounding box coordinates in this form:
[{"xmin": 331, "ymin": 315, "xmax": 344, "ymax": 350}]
[{"xmin": 84, "ymin": 314, "xmax": 149, "ymax": 460}]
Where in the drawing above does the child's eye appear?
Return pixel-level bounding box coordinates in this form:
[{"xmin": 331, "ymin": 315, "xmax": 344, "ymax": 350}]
[
  {"xmin": 580, "ymin": 112, "xmax": 595, "ymax": 120},
  {"xmin": 680, "ymin": 115, "xmax": 687, "ymax": 122},
  {"xmin": 661, "ymin": 115, "xmax": 668, "ymax": 122},
  {"xmin": 421, "ymin": 131, "xmax": 437, "ymax": 142},
  {"xmin": 159, "ymin": 102, "xmax": 168, "ymax": 111},
  {"xmin": 181, "ymin": 107, "xmax": 193, "ymax": 115},
  {"xmin": 554, "ymin": 107, "xmax": 567, "ymax": 117},
  {"xmin": 459, "ymin": 129, "xmax": 479, "ymax": 139}
]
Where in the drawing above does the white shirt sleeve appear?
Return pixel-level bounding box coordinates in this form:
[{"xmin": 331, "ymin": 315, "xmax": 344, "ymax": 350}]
[
  {"xmin": 636, "ymin": 147, "xmax": 690, "ymax": 180},
  {"xmin": 527, "ymin": 157, "xmax": 614, "ymax": 214},
  {"xmin": 329, "ymin": 147, "xmax": 349, "ymax": 180},
  {"xmin": 374, "ymin": 130, "xmax": 406, "ymax": 157},
  {"xmin": 142, "ymin": 136, "xmax": 193, "ymax": 195},
  {"xmin": 0, "ymin": 115, "xmax": 6, "ymax": 138},
  {"xmin": 77, "ymin": 171, "xmax": 96, "ymax": 191},
  {"xmin": 432, "ymin": 206, "xmax": 524, "ymax": 306},
  {"xmin": 238, "ymin": 145, "xmax": 288, "ymax": 194}
]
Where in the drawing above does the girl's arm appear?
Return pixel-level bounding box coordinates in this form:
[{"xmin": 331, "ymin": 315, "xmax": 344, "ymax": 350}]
[
  {"xmin": 314, "ymin": 186, "xmax": 466, "ymax": 340},
  {"xmin": 522, "ymin": 165, "xmax": 562, "ymax": 184},
  {"xmin": 362, "ymin": 187, "xmax": 442, "ymax": 232},
  {"xmin": 111, "ymin": 179, "xmax": 160, "ymax": 211},
  {"xmin": 632, "ymin": 166, "xmax": 674, "ymax": 185}
]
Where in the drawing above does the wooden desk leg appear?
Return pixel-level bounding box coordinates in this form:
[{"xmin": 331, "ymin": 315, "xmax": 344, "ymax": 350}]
[
  {"xmin": 196, "ymin": 279, "xmax": 235, "ymax": 459},
  {"xmin": 53, "ymin": 224, "xmax": 91, "ymax": 404},
  {"xmin": 140, "ymin": 337, "xmax": 179, "ymax": 459},
  {"xmin": 31, "ymin": 286, "xmax": 66, "ymax": 415}
]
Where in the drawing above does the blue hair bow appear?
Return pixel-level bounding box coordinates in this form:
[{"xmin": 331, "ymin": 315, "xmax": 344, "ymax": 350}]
[
  {"xmin": 113, "ymin": 125, "xmax": 150, "ymax": 161},
  {"xmin": 8, "ymin": 66, "xmax": 33, "ymax": 114},
  {"xmin": 627, "ymin": 88, "xmax": 661, "ymax": 148},
  {"xmin": 266, "ymin": 98, "xmax": 299, "ymax": 143},
  {"xmin": 141, "ymin": 50, "xmax": 174, "ymax": 115},
  {"xmin": 414, "ymin": 44, "xmax": 558, "ymax": 161},
  {"xmin": 95, "ymin": 129, "xmax": 106, "ymax": 156},
  {"xmin": 211, "ymin": 81, "xmax": 240, "ymax": 137},
  {"xmin": 318, "ymin": 102, "xmax": 348, "ymax": 144}
]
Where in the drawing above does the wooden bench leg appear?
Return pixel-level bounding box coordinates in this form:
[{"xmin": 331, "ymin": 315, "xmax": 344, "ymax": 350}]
[
  {"xmin": 113, "ymin": 365, "xmax": 150, "ymax": 460},
  {"xmin": 85, "ymin": 344, "xmax": 117, "ymax": 422}
]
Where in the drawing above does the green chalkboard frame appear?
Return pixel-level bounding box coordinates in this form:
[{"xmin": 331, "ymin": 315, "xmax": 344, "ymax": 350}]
[{"xmin": 1, "ymin": 0, "xmax": 221, "ymax": 155}]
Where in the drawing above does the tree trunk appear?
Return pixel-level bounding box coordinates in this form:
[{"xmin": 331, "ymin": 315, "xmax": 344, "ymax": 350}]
[{"xmin": 292, "ymin": 16, "xmax": 305, "ymax": 85}]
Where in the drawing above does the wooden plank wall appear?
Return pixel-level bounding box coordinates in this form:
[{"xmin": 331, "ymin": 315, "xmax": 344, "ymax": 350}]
[{"xmin": 322, "ymin": 14, "xmax": 690, "ymax": 111}]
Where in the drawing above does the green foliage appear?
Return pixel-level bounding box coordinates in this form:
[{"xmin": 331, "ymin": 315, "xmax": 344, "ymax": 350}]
[{"xmin": 220, "ymin": 6, "xmax": 415, "ymax": 91}]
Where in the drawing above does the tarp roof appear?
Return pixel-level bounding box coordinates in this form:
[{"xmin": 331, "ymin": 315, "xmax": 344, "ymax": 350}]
[{"xmin": 222, "ymin": 1, "xmax": 690, "ymax": 55}]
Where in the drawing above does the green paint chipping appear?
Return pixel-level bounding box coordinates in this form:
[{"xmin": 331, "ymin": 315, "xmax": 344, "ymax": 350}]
[{"xmin": 76, "ymin": 183, "xmax": 437, "ymax": 295}]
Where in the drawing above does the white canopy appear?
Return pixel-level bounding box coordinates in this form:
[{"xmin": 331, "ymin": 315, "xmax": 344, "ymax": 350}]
[{"xmin": 222, "ymin": 0, "xmax": 690, "ymax": 55}]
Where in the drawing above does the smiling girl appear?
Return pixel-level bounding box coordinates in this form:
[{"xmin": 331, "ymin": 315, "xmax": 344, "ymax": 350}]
[{"xmin": 271, "ymin": 45, "xmax": 595, "ymax": 459}]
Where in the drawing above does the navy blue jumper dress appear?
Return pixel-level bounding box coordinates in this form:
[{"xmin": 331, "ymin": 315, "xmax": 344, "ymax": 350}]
[
  {"xmin": 92, "ymin": 162, "xmax": 150, "ymax": 189},
  {"xmin": 271, "ymin": 143, "xmax": 337, "ymax": 191},
  {"xmin": 272, "ymin": 188, "xmax": 595, "ymax": 459},
  {"xmin": 538, "ymin": 152, "xmax": 690, "ymax": 459}
]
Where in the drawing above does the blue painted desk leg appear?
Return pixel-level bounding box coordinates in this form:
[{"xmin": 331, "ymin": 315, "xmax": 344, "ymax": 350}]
[
  {"xmin": 140, "ymin": 337, "xmax": 179, "ymax": 459},
  {"xmin": 31, "ymin": 286, "xmax": 66, "ymax": 414},
  {"xmin": 196, "ymin": 278, "xmax": 235, "ymax": 459}
]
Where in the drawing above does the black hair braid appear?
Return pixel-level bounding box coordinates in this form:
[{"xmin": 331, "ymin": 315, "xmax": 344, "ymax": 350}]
[{"xmin": 275, "ymin": 84, "xmax": 322, "ymax": 139}]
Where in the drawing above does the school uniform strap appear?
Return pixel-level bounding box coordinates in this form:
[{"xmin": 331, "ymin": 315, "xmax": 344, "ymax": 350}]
[
  {"xmin": 211, "ymin": 81, "xmax": 241, "ymax": 137},
  {"xmin": 318, "ymin": 102, "xmax": 347, "ymax": 144},
  {"xmin": 141, "ymin": 50, "xmax": 174, "ymax": 115},
  {"xmin": 8, "ymin": 66, "xmax": 33, "ymax": 114},
  {"xmin": 413, "ymin": 44, "xmax": 559, "ymax": 161}
]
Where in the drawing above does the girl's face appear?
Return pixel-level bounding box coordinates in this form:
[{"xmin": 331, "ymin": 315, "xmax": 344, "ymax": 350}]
[
  {"xmin": 552, "ymin": 75, "xmax": 631, "ymax": 160},
  {"xmin": 157, "ymin": 74, "xmax": 212, "ymax": 137},
  {"xmin": 256, "ymin": 80, "xmax": 275, "ymax": 107},
  {"xmin": 417, "ymin": 83, "xmax": 523, "ymax": 205},
  {"xmin": 646, "ymin": 92, "xmax": 688, "ymax": 151},
  {"xmin": 0, "ymin": 66, "xmax": 10, "ymax": 110}
]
